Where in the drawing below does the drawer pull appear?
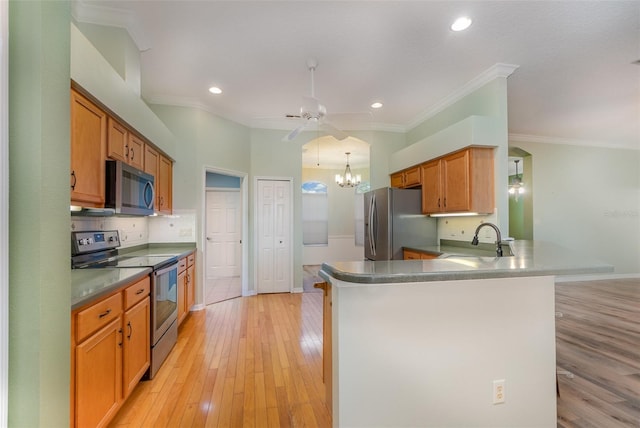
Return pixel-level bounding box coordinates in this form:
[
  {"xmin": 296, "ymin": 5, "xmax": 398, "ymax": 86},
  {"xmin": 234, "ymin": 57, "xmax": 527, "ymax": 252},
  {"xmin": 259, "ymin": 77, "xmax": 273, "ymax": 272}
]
[
  {"xmin": 98, "ymin": 308, "xmax": 112, "ymax": 319},
  {"xmin": 135, "ymin": 288, "xmax": 145, "ymax": 295},
  {"xmin": 127, "ymin": 321, "xmax": 132, "ymax": 340}
]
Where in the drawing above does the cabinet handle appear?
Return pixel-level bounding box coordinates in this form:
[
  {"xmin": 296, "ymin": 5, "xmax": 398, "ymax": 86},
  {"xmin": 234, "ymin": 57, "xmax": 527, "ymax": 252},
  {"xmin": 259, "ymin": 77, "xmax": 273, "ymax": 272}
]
[
  {"xmin": 118, "ymin": 328, "xmax": 123, "ymax": 347},
  {"xmin": 125, "ymin": 145, "xmax": 129, "ymax": 158},
  {"xmin": 443, "ymin": 198, "xmax": 446, "ymax": 207},
  {"xmin": 135, "ymin": 288, "xmax": 145, "ymax": 295},
  {"xmin": 127, "ymin": 321, "xmax": 132, "ymax": 340},
  {"xmin": 130, "ymin": 147, "xmax": 134, "ymax": 160},
  {"xmin": 98, "ymin": 308, "xmax": 112, "ymax": 318},
  {"xmin": 70, "ymin": 170, "xmax": 77, "ymax": 190},
  {"xmin": 437, "ymin": 198, "xmax": 440, "ymax": 208}
]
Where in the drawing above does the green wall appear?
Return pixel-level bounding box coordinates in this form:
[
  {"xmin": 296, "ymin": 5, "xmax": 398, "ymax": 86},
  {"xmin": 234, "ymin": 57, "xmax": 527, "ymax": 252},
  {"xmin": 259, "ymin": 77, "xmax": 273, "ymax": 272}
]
[
  {"xmin": 8, "ymin": 1, "xmax": 71, "ymax": 426},
  {"xmin": 512, "ymin": 140, "xmax": 640, "ymax": 273}
]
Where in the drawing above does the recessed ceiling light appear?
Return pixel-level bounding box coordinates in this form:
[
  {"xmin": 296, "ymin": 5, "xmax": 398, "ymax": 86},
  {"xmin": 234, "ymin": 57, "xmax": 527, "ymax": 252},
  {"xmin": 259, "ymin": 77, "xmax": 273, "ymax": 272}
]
[
  {"xmin": 371, "ymin": 102, "xmax": 383, "ymax": 109},
  {"xmin": 208, "ymin": 86, "xmax": 222, "ymax": 94},
  {"xmin": 451, "ymin": 16, "xmax": 472, "ymax": 32}
]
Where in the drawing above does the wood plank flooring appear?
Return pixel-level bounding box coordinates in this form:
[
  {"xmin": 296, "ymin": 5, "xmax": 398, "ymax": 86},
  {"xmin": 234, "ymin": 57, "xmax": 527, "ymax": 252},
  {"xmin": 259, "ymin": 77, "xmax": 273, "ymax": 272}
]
[
  {"xmin": 556, "ymin": 278, "xmax": 640, "ymax": 428},
  {"xmin": 109, "ymin": 292, "xmax": 330, "ymax": 427},
  {"xmin": 109, "ymin": 277, "xmax": 640, "ymax": 427}
]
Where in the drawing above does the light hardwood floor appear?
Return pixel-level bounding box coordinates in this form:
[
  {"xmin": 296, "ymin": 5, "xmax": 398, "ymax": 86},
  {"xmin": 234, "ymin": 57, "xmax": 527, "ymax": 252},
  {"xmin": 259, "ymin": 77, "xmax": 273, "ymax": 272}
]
[{"xmin": 109, "ymin": 278, "xmax": 640, "ymax": 427}]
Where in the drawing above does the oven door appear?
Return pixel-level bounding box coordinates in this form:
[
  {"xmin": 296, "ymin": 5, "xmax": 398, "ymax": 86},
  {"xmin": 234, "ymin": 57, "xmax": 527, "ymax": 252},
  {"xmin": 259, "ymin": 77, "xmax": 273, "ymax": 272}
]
[{"xmin": 151, "ymin": 262, "xmax": 178, "ymax": 345}]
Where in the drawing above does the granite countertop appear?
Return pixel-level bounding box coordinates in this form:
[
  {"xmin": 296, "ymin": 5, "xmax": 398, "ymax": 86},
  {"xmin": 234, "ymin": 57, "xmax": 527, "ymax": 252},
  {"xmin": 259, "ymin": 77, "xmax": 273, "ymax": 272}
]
[
  {"xmin": 71, "ymin": 267, "xmax": 151, "ymax": 310},
  {"xmin": 320, "ymin": 240, "xmax": 613, "ymax": 285},
  {"xmin": 71, "ymin": 243, "xmax": 196, "ymax": 310}
]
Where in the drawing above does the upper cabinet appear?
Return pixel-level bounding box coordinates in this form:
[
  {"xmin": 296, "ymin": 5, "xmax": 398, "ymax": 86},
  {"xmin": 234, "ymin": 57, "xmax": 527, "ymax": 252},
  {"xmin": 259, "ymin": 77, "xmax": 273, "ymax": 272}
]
[
  {"xmin": 70, "ymin": 89, "xmax": 107, "ymax": 207},
  {"xmin": 421, "ymin": 147, "xmax": 494, "ymax": 215},
  {"xmin": 107, "ymin": 118, "xmax": 145, "ymax": 171},
  {"xmin": 144, "ymin": 144, "xmax": 172, "ymax": 215},
  {"xmin": 71, "ymin": 84, "xmax": 174, "ymax": 214},
  {"xmin": 390, "ymin": 165, "xmax": 422, "ymax": 188}
]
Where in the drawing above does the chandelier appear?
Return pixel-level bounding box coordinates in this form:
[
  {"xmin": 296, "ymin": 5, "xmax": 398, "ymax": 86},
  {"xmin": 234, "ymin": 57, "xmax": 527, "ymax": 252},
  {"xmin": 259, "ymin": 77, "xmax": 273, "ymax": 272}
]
[
  {"xmin": 335, "ymin": 152, "xmax": 361, "ymax": 188},
  {"xmin": 508, "ymin": 159, "xmax": 525, "ymax": 200}
]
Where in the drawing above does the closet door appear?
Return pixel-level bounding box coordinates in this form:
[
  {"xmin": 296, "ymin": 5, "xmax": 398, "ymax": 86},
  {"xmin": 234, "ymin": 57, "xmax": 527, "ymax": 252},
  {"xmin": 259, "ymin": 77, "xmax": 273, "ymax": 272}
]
[{"xmin": 257, "ymin": 179, "xmax": 292, "ymax": 294}]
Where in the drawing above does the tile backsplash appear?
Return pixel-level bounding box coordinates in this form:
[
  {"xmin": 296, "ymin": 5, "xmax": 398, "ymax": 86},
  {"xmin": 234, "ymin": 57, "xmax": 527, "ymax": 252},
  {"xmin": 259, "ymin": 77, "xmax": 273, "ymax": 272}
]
[{"xmin": 71, "ymin": 209, "xmax": 197, "ymax": 249}]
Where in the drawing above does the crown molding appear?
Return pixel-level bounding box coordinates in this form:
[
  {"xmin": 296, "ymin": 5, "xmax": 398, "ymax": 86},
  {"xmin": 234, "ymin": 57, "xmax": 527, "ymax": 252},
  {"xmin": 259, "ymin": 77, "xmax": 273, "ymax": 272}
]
[
  {"xmin": 509, "ymin": 133, "xmax": 640, "ymax": 151},
  {"xmin": 406, "ymin": 63, "xmax": 519, "ymax": 131},
  {"xmin": 72, "ymin": 0, "xmax": 150, "ymax": 51}
]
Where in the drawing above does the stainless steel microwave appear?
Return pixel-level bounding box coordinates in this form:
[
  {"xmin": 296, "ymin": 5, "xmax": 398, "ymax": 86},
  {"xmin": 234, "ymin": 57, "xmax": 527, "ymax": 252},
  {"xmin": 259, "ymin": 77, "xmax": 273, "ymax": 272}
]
[{"xmin": 105, "ymin": 160, "xmax": 155, "ymax": 216}]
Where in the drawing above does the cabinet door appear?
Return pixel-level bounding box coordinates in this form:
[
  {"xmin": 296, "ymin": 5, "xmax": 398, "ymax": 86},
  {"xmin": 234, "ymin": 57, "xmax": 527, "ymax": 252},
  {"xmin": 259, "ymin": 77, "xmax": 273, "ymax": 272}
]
[
  {"xmin": 144, "ymin": 144, "xmax": 159, "ymax": 179},
  {"xmin": 157, "ymin": 155, "xmax": 173, "ymax": 214},
  {"xmin": 186, "ymin": 263, "xmax": 195, "ymax": 310},
  {"xmin": 442, "ymin": 150, "xmax": 471, "ymax": 212},
  {"xmin": 403, "ymin": 166, "xmax": 422, "ymax": 188},
  {"xmin": 177, "ymin": 269, "xmax": 187, "ymax": 325},
  {"xmin": 70, "ymin": 90, "xmax": 107, "ymax": 207},
  {"xmin": 107, "ymin": 117, "xmax": 128, "ymax": 163},
  {"xmin": 421, "ymin": 160, "xmax": 442, "ymax": 214},
  {"xmin": 123, "ymin": 297, "xmax": 150, "ymax": 399},
  {"xmin": 403, "ymin": 249, "xmax": 421, "ymax": 260},
  {"xmin": 127, "ymin": 134, "xmax": 145, "ymax": 170},
  {"xmin": 75, "ymin": 317, "xmax": 123, "ymax": 428},
  {"xmin": 390, "ymin": 172, "xmax": 404, "ymax": 188}
]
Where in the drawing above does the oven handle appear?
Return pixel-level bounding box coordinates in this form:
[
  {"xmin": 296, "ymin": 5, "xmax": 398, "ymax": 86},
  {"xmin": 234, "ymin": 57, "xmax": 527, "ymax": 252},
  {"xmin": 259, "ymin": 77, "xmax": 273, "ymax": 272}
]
[{"xmin": 154, "ymin": 261, "xmax": 179, "ymax": 277}]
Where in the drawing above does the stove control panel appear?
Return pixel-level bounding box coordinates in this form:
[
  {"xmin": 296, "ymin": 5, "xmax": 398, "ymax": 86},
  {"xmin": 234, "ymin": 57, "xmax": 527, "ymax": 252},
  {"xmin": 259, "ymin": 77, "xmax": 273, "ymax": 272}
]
[{"xmin": 71, "ymin": 230, "xmax": 120, "ymax": 255}]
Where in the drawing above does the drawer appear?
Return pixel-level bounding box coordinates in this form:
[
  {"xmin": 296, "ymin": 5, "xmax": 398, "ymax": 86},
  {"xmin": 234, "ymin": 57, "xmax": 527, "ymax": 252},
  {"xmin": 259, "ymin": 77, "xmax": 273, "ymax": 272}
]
[
  {"xmin": 187, "ymin": 253, "xmax": 195, "ymax": 267},
  {"xmin": 75, "ymin": 293, "xmax": 123, "ymax": 343},
  {"xmin": 124, "ymin": 276, "xmax": 150, "ymax": 309},
  {"xmin": 178, "ymin": 257, "xmax": 187, "ymax": 273}
]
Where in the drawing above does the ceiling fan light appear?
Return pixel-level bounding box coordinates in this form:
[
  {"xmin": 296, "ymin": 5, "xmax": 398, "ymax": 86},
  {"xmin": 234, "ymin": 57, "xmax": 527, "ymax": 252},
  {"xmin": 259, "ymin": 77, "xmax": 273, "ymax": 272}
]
[
  {"xmin": 371, "ymin": 102, "xmax": 383, "ymax": 109},
  {"xmin": 208, "ymin": 86, "xmax": 222, "ymax": 94},
  {"xmin": 451, "ymin": 16, "xmax": 472, "ymax": 32}
]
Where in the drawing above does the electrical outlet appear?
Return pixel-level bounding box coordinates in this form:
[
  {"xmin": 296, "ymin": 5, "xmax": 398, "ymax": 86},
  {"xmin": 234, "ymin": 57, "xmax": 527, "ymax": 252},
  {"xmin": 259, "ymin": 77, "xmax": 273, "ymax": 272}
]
[{"xmin": 493, "ymin": 379, "xmax": 505, "ymax": 404}]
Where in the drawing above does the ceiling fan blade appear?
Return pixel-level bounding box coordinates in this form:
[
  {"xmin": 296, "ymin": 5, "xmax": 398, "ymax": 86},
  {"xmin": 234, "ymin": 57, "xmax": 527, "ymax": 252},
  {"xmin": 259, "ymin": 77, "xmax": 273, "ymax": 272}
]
[
  {"xmin": 320, "ymin": 121, "xmax": 348, "ymax": 141},
  {"xmin": 283, "ymin": 122, "xmax": 308, "ymax": 142}
]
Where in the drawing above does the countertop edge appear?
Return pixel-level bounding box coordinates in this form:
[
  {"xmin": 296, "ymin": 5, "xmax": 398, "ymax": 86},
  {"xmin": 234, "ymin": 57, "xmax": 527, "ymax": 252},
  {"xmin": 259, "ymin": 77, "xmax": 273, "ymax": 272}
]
[{"xmin": 71, "ymin": 267, "xmax": 152, "ymax": 311}]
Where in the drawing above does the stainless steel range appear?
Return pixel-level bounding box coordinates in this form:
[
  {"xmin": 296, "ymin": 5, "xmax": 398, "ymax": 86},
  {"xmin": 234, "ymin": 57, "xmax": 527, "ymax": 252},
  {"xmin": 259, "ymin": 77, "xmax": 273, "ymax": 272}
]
[{"xmin": 71, "ymin": 230, "xmax": 178, "ymax": 379}]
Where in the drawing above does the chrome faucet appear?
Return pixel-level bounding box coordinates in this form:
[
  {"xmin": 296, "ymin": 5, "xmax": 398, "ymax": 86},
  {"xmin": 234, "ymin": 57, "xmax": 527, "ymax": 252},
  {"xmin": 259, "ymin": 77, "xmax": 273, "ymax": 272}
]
[{"xmin": 471, "ymin": 222, "xmax": 503, "ymax": 257}]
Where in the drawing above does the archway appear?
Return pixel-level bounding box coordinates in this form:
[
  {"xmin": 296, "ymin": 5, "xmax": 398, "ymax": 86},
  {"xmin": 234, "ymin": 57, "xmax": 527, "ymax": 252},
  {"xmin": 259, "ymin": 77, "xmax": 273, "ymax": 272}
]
[{"xmin": 508, "ymin": 147, "xmax": 533, "ymax": 239}]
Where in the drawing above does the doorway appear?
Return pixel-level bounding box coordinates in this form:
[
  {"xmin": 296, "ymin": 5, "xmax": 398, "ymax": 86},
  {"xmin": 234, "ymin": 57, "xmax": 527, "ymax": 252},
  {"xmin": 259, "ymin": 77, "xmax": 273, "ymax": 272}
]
[
  {"xmin": 255, "ymin": 178, "xmax": 293, "ymax": 294},
  {"xmin": 508, "ymin": 147, "xmax": 533, "ymax": 239},
  {"xmin": 203, "ymin": 169, "xmax": 248, "ymax": 305}
]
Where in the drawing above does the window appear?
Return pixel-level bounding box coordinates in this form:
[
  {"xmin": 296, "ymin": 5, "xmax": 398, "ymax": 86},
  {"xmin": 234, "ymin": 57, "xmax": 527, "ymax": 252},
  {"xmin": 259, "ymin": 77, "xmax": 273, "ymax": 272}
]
[{"xmin": 302, "ymin": 181, "xmax": 328, "ymax": 245}]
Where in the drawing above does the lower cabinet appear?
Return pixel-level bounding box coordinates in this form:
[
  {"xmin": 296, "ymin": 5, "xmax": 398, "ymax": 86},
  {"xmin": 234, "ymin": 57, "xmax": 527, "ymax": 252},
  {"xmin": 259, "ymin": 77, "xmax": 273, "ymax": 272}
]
[
  {"xmin": 403, "ymin": 249, "xmax": 439, "ymax": 260},
  {"xmin": 72, "ymin": 276, "xmax": 150, "ymax": 428},
  {"xmin": 178, "ymin": 251, "xmax": 196, "ymax": 326}
]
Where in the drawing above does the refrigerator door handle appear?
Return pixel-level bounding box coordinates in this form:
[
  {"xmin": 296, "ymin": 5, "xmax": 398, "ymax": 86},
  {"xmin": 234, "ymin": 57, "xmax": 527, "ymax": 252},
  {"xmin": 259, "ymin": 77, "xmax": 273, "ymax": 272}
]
[{"xmin": 368, "ymin": 193, "xmax": 376, "ymax": 257}]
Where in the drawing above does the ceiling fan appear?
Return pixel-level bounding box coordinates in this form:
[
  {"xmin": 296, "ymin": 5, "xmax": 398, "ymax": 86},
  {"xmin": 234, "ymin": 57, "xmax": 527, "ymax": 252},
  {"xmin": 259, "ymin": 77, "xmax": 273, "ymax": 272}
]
[{"xmin": 283, "ymin": 59, "xmax": 348, "ymax": 142}]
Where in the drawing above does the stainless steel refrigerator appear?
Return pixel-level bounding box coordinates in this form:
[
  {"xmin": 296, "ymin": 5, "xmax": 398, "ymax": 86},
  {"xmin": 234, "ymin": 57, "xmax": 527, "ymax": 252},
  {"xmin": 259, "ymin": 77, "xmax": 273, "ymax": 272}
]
[{"xmin": 364, "ymin": 187, "xmax": 437, "ymax": 260}]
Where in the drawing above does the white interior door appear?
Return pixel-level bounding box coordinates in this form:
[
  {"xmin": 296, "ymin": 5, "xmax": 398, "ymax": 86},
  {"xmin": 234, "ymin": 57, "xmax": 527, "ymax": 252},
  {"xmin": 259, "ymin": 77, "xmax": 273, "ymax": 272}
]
[
  {"xmin": 206, "ymin": 190, "xmax": 241, "ymax": 278},
  {"xmin": 257, "ymin": 179, "xmax": 291, "ymax": 294}
]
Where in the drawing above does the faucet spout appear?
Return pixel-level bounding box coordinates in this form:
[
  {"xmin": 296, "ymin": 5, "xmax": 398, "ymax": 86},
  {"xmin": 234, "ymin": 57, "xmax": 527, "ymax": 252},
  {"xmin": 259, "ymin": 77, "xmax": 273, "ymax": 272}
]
[{"xmin": 471, "ymin": 222, "xmax": 503, "ymax": 257}]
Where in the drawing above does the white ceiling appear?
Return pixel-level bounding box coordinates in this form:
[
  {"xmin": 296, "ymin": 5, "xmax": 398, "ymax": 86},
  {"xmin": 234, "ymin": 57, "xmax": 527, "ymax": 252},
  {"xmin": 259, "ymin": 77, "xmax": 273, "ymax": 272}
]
[{"xmin": 74, "ymin": 0, "xmax": 640, "ymax": 169}]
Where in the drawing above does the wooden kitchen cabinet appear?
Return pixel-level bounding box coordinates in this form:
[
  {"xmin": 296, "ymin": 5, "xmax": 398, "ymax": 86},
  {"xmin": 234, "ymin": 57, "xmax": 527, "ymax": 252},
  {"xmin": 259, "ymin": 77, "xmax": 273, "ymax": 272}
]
[
  {"xmin": 390, "ymin": 165, "xmax": 421, "ymax": 188},
  {"xmin": 107, "ymin": 118, "xmax": 145, "ymax": 170},
  {"xmin": 403, "ymin": 249, "xmax": 422, "ymax": 260},
  {"xmin": 72, "ymin": 275, "xmax": 150, "ymax": 428},
  {"xmin": 122, "ymin": 278, "xmax": 150, "ymax": 399},
  {"xmin": 70, "ymin": 89, "xmax": 107, "ymax": 207},
  {"xmin": 178, "ymin": 252, "xmax": 196, "ymax": 326},
  {"xmin": 73, "ymin": 294, "xmax": 123, "ymax": 428},
  {"xmin": 186, "ymin": 253, "xmax": 196, "ymax": 311},
  {"xmin": 421, "ymin": 147, "xmax": 494, "ymax": 215},
  {"xmin": 145, "ymin": 144, "xmax": 173, "ymax": 215},
  {"xmin": 157, "ymin": 154, "xmax": 173, "ymax": 214}
]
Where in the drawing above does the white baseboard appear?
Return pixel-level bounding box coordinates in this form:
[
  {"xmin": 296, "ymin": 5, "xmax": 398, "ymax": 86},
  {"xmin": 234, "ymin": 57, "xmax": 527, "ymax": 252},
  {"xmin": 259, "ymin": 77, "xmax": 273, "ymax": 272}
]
[
  {"xmin": 190, "ymin": 304, "xmax": 206, "ymax": 312},
  {"xmin": 292, "ymin": 287, "xmax": 304, "ymax": 294}
]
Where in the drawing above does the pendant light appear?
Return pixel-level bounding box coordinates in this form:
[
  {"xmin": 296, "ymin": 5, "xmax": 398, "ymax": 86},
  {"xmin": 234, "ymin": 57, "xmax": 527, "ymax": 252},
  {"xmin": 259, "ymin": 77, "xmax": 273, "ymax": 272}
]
[
  {"xmin": 335, "ymin": 152, "xmax": 361, "ymax": 188},
  {"xmin": 508, "ymin": 159, "xmax": 525, "ymax": 200}
]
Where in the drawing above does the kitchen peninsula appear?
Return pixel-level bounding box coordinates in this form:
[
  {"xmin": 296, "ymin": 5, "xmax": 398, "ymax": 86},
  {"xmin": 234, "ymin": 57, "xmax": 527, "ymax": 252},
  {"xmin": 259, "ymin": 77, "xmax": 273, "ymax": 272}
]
[{"xmin": 319, "ymin": 240, "xmax": 612, "ymax": 427}]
